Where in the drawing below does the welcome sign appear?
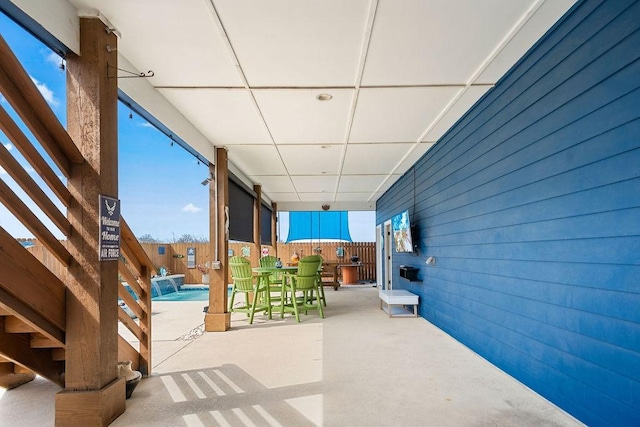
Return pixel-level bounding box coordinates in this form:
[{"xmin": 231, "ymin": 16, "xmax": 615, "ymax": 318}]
[{"xmin": 99, "ymin": 194, "xmax": 121, "ymax": 261}]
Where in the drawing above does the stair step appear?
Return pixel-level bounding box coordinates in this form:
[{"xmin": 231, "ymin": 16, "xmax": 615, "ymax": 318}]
[
  {"xmin": 0, "ymin": 355, "xmax": 12, "ymax": 363},
  {"xmin": 51, "ymin": 348, "xmax": 66, "ymax": 361},
  {"xmin": 0, "ymin": 307, "xmax": 11, "ymax": 316},
  {"xmin": 13, "ymin": 364, "xmax": 32, "ymax": 374},
  {"xmin": 31, "ymin": 333, "xmax": 61, "ymax": 348},
  {"xmin": 4, "ymin": 316, "xmax": 37, "ymax": 333}
]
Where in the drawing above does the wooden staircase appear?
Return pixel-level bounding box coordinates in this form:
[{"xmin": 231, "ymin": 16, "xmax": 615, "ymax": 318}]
[
  {"xmin": 0, "ymin": 228, "xmax": 66, "ymax": 389},
  {"xmin": 0, "ymin": 23, "xmax": 154, "ymax": 416},
  {"xmin": 0, "ymin": 220, "xmax": 153, "ymax": 390}
]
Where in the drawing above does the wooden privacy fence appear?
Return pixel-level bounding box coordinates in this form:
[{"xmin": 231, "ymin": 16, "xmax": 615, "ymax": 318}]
[
  {"xmin": 24, "ymin": 239, "xmax": 377, "ymax": 285},
  {"xmin": 140, "ymin": 241, "xmax": 377, "ymax": 284}
]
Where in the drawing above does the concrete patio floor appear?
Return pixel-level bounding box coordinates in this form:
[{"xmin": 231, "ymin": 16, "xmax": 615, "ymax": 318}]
[{"xmin": 0, "ymin": 286, "xmax": 583, "ymax": 426}]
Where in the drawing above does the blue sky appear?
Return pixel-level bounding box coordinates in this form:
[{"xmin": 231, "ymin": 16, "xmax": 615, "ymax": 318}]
[{"xmin": 0, "ymin": 12, "xmax": 375, "ymax": 242}]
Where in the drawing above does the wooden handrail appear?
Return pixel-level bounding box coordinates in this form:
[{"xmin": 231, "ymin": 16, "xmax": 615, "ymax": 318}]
[
  {"xmin": 0, "ymin": 183, "xmax": 72, "ymax": 266},
  {"xmin": 0, "ymin": 35, "xmax": 83, "ymax": 172},
  {"xmin": 117, "ymin": 218, "xmax": 153, "ymax": 376},
  {"xmin": 0, "ymin": 104, "xmax": 72, "ymax": 207},
  {"xmin": 0, "ymin": 141, "xmax": 70, "ymax": 235}
]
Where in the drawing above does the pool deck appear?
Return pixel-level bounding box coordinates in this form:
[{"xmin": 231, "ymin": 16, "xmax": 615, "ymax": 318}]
[{"xmin": 0, "ymin": 286, "xmax": 583, "ymax": 426}]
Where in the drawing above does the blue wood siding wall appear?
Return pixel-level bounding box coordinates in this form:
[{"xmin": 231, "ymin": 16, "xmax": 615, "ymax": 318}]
[{"xmin": 376, "ymin": 1, "xmax": 640, "ymax": 425}]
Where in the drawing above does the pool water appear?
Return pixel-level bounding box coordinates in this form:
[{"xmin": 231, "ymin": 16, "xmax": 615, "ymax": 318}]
[
  {"xmin": 153, "ymin": 289, "xmax": 210, "ymax": 301},
  {"xmin": 151, "ymin": 286, "xmax": 233, "ymax": 302}
]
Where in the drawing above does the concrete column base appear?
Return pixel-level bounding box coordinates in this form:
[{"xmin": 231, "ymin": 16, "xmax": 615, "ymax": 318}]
[
  {"xmin": 204, "ymin": 312, "xmax": 231, "ymax": 331},
  {"xmin": 55, "ymin": 376, "xmax": 125, "ymax": 426}
]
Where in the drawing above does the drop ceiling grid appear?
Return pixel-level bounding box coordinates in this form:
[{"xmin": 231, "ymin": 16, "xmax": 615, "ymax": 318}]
[
  {"xmin": 210, "ymin": 0, "xmax": 372, "ymax": 87},
  {"xmin": 57, "ymin": 0, "xmax": 579, "ymax": 208}
]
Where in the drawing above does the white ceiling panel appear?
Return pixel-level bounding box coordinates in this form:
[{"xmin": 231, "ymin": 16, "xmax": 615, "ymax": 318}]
[
  {"xmin": 278, "ymin": 145, "xmax": 343, "ymax": 175},
  {"xmin": 362, "ymin": 0, "xmax": 536, "ymax": 86},
  {"xmin": 264, "ymin": 192, "xmax": 300, "ymax": 202},
  {"xmin": 292, "ymin": 176, "xmax": 339, "ymax": 194},
  {"xmin": 250, "ymin": 176, "xmax": 296, "ymax": 193},
  {"xmin": 211, "ymin": 0, "xmax": 371, "ymax": 87},
  {"xmin": 335, "ymin": 192, "xmax": 377, "ymax": 202},
  {"xmin": 338, "ymin": 175, "xmax": 389, "ymax": 192},
  {"xmin": 158, "ymin": 89, "xmax": 271, "ymax": 144},
  {"xmin": 298, "ymin": 193, "xmax": 336, "ymax": 203},
  {"xmin": 254, "ymin": 89, "xmax": 354, "ymax": 143},
  {"xmin": 69, "ymin": 0, "xmax": 243, "ymax": 86},
  {"xmin": 342, "ymin": 143, "xmax": 415, "ymax": 175},
  {"xmin": 227, "ymin": 145, "xmax": 287, "ymax": 176},
  {"xmin": 350, "ymin": 87, "xmax": 462, "ymax": 143}
]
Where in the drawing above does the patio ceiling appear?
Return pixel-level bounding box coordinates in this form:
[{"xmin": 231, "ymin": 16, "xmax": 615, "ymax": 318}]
[{"xmin": 12, "ymin": 0, "xmax": 576, "ymax": 210}]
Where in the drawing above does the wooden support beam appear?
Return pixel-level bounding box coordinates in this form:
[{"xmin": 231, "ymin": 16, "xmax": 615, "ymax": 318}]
[
  {"xmin": 55, "ymin": 377, "xmax": 126, "ymax": 426},
  {"xmin": 205, "ymin": 148, "xmax": 230, "ymax": 331},
  {"xmin": 59, "ymin": 17, "xmax": 125, "ymax": 425}
]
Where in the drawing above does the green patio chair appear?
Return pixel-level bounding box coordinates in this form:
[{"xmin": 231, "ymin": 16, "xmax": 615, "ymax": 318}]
[
  {"xmin": 281, "ymin": 256, "xmax": 324, "ymax": 322},
  {"xmin": 259, "ymin": 255, "xmax": 285, "ymax": 310},
  {"xmin": 228, "ymin": 256, "xmax": 271, "ymax": 324},
  {"xmin": 304, "ymin": 254, "xmax": 326, "ymax": 306}
]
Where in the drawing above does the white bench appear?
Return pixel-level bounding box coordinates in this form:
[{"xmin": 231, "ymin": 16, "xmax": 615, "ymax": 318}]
[{"xmin": 379, "ymin": 290, "xmax": 419, "ymax": 318}]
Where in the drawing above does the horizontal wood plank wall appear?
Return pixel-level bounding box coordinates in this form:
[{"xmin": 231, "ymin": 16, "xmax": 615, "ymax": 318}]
[{"xmin": 376, "ymin": 1, "xmax": 640, "ymax": 425}]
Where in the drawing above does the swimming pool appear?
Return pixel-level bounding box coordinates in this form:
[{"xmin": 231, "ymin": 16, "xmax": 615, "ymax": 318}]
[{"xmin": 153, "ymin": 289, "xmax": 210, "ymax": 302}]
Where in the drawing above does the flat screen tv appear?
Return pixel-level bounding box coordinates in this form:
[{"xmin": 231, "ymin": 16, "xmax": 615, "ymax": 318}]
[{"xmin": 392, "ymin": 210, "xmax": 413, "ymax": 253}]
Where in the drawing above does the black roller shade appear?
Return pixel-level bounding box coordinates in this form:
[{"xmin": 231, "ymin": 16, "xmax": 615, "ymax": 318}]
[
  {"xmin": 261, "ymin": 203, "xmax": 273, "ymax": 245},
  {"xmin": 228, "ymin": 178, "xmax": 254, "ymax": 242}
]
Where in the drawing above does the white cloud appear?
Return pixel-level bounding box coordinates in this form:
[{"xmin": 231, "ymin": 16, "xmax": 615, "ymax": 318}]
[
  {"xmin": 0, "ymin": 93, "xmax": 5, "ymax": 103},
  {"xmin": 3, "ymin": 143, "xmax": 12, "ymax": 151},
  {"xmin": 140, "ymin": 122, "xmax": 154, "ymax": 128},
  {"xmin": 30, "ymin": 77, "xmax": 59, "ymax": 108},
  {"xmin": 182, "ymin": 203, "xmax": 201, "ymax": 213},
  {"xmin": 0, "ymin": 166, "xmax": 5, "ymax": 174},
  {"xmin": 45, "ymin": 51, "xmax": 64, "ymax": 69}
]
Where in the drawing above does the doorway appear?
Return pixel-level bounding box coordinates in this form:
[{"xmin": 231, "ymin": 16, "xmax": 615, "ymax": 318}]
[{"xmin": 384, "ymin": 220, "xmax": 392, "ymax": 290}]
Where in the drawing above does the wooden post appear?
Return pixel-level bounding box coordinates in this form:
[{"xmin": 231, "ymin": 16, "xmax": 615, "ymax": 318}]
[
  {"xmin": 251, "ymin": 184, "xmax": 262, "ymax": 266},
  {"xmin": 205, "ymin": 148, "xmax": 231, "ymax": 331},
  {"xmin": 57, "ymin": 18, "xmax": 125, "ymax": 425}
]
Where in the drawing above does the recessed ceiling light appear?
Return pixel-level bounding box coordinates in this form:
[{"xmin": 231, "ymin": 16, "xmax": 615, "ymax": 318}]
[{"xmin": 316, "ymin": 93, "xmax": 333, "ymax": 101}]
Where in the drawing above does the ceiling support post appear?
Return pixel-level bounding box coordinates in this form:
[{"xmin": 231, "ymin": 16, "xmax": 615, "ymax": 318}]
[
  {"xmin": 205, "ymin": 147, "xmax": 230, "ymax": 331},
  {"xmin": 57, "ymin": 17, "xmax": 125, "ymax": 426}
]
